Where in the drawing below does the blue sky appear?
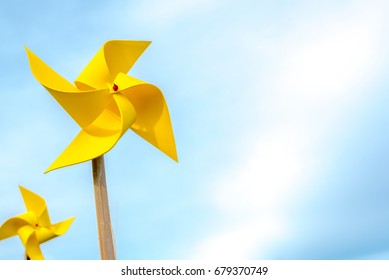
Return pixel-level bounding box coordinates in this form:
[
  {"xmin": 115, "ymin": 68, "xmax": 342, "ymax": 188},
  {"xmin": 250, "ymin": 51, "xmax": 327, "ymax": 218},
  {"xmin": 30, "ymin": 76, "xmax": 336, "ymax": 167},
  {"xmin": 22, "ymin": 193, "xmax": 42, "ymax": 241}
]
[{"xmin": 1, "ymin": 0, "xmax": 389, "ymax": 260}]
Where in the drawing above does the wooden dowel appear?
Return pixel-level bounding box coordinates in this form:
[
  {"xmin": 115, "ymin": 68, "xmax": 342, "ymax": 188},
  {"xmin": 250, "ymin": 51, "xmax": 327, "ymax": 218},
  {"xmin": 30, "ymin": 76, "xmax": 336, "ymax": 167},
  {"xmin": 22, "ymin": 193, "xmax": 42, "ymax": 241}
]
[{"xmin": 92, "ymin": 155, "xmax": 116, "ymax": 260}]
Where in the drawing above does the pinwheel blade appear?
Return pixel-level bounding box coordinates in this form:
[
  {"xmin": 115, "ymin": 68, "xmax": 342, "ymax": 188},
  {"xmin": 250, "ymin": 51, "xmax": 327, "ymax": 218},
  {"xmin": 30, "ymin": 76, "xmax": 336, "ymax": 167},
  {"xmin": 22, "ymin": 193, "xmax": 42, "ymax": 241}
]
[
  {"xmin": 24, "ymin": 46, "xmax": 77, "ymax": 92},
  {"xmin": 0, "ymin": 213, "xmax": 36, "ymax": 240},
  {"xmin": 19, "ymin": 186, "xmax": 49, "ymax": 224},
  {"xmin": 25, "ymin": 47, "xmax": 112, "ymax": 128},
  {"xmin": 26, "ymin": 40, "xmax": 178, "ymax": 172},
  {"xmin": 45, "ymin": 94, "xmax": 136, "ymax": 173},
  {"xmin": 75, "ymin": 40, "xmax": 151, "ymax": 90},
  {"xmin": 17, "ymin": 225, "xmax": 45, "ymax": 260},
  {"xmin": 49, "ymin": 217, "xmax": 75, "ymax": 236},
  {"xmin": 45, "ymin": 130, "xmax": 120, "ymax": 173},
  {"xmin": 0, "ymin": 187, "xmax": 74, "ymax": 259},
  {"xmin": 115, "ymin": 73, "xmax": 178, "ymax": 161},
  {"xmin": 26, "ymin": 235, "xmax": 45, "ymax": 260}
]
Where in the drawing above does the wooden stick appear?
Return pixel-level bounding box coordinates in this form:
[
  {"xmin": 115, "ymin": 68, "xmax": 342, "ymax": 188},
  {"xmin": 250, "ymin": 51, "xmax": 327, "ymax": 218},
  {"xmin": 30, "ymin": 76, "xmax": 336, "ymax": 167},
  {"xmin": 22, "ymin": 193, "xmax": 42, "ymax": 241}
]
[{"xmin": 92, "ymin": 155, "xmax": 116, "ymax": 260}]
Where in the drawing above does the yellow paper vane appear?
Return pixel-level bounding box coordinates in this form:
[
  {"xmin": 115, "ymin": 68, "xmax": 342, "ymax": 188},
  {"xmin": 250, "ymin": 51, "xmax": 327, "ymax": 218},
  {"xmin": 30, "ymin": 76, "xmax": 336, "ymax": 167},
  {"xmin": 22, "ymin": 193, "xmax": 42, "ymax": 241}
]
[
  {"xmin": 0, "ymin": 186, "xmax": 74, "ymax": 260},
  {"xmin": 25, "ymin": 40, "xmax": 178, "ymax": 173}
]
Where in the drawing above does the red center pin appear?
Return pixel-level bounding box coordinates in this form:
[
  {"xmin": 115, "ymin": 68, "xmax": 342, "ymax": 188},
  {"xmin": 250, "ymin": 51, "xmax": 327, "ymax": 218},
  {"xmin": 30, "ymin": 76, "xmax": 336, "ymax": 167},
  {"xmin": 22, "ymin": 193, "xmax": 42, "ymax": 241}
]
[{"xmin": 113, "ymin": 84, "xmax": 119, "ymax": 91}]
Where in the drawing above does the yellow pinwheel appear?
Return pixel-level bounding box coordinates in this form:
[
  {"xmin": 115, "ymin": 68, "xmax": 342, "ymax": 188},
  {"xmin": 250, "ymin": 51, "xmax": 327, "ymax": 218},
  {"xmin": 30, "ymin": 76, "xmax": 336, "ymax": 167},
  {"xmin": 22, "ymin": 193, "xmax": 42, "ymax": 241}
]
[
  {"xmin": 0, "ymin": 186, "xmax": 74, "ymax": 260},
  {"xmin": 25, "ymin": 40, "xmax": 177, "ymax": 173}
]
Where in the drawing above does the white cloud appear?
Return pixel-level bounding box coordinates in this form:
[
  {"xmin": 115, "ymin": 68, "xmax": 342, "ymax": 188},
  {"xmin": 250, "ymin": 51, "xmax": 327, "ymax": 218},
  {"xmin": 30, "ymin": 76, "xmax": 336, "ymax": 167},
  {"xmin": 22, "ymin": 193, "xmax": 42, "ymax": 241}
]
[
  {"xmin": 192, "ymin": 217, "xmax": 285, "ymax": 259},
  {"xmin": 213, "ymin": 125, "xmax": 314, "ymax": 215},
  {"xmin": 192, "ymin": 123, "xmax": 314, "ymax": 259},
  {"xmin": 279, "ymin": 8, "xmax": 382, "ymax": 107},
  {"xmin": 134, "ymin": 0, "xmax": 223, "ymax": 28},
  {"xmin": 191, "ymin": 1, "xmax": 385, "ymax": 259}
]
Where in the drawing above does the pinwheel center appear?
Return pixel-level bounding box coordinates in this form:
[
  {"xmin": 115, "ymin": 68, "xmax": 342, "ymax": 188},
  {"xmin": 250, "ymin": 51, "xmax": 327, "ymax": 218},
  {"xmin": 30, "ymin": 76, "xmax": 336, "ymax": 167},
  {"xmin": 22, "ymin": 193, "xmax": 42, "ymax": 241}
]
[
  {"xmin": 112, "ymin": 83, "xmax": 119, "ymax": 92},
  {"xmin": 35, "ymin": 223, "xmax": 39, "ymax": 228}
]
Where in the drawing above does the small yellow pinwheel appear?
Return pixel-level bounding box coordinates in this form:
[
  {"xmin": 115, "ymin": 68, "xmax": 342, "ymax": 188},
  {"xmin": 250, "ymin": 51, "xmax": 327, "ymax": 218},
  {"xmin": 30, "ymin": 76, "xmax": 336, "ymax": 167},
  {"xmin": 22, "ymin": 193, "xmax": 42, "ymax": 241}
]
[
  {"xmin": 0, "ymin": 186, "xmax": 74, "ymax": 260},
  {"xmin": 25, "ymin": 40, "xmax": 177, "ymax": 173}
]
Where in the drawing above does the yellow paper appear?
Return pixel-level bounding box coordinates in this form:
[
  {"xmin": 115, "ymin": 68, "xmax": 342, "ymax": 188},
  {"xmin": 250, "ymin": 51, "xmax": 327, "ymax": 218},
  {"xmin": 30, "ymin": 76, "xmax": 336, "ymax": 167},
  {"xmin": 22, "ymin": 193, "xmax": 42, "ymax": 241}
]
[
  {"xmin": 25, "ymin": 40, "xmax": 178, "ymax": 173},
  {"xmin": 0, "ymin": 186, "xmax": 74, "ymax": 260}
]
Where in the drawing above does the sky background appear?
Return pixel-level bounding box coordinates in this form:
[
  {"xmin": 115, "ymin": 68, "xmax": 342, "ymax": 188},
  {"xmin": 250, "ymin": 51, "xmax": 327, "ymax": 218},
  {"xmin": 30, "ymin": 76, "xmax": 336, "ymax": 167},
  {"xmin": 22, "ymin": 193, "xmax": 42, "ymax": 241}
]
[{"xmin": 1, "ymin": 0, "xmax": 389, "ymax": 260}]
